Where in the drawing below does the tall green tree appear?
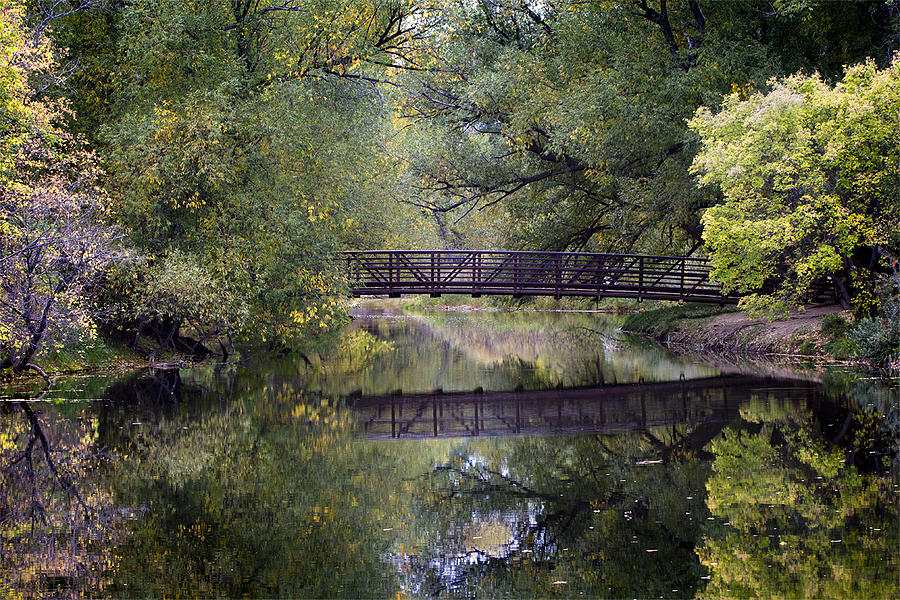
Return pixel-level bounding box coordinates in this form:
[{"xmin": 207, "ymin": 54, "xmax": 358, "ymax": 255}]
[
  {"xmin": 395, "ymin": 0, "xmax": 898, "ymax": 252},
  {"xmin": 65, "ymin": 1, "xmax": 435, "ymax": 352}
]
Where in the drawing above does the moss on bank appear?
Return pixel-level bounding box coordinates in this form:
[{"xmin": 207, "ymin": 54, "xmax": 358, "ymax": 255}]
[{"xmin": 29, "ymin": 339, "xmax": 148, "ymax": 376}]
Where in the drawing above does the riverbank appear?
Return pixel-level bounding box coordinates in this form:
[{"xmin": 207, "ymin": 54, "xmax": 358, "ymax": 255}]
[
  {"xmin": 621, "ymin": 303, "xmax": 849, "ymax": 359},
  {"xmin": 0, "ymin": 340, "xmax": 181, "ymax": 385},
  {"xmin": 11, "ymin": 298, "xmax": 859, "ymax": 384}
]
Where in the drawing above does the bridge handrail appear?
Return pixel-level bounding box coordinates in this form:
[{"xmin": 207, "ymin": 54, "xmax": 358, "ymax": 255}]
[{"xmin": 339, "ymin": 249, "xmax": 711, "ymax": 262}]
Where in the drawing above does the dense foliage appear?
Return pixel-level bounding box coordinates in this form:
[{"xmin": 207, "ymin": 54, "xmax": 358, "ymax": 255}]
[
  {"xmin": 848, "ymin": 274, "xmax": 900, "ymax": 365},
  {"xmin": 690, "ymin": 57, "xmax": 900, "ymax": 315},
  {"xmin": 394, "ymin": 0, "xmax": 897, "ymax": 254},
  {"xmin": 92, "ymin": 1, "xmax": 436, "ymax": 352}
]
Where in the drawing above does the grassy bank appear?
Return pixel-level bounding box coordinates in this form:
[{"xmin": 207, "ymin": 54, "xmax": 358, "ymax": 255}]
[
  {"xmin": 621, "ymin": 303, "xmax": 738, "ymax": 337},
  {"xmin": 31, "ymin": 339, "xmax": 149, "ymax": 376},
  {"xmin": 357, "ymin": 294, "xmax": 637, "ymax": 313}
]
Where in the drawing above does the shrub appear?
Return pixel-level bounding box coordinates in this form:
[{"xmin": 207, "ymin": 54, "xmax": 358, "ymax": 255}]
[
  {"xmin": 820, "ymin": 313, "xmax": 849, "ymax": 339},
  {"xmin": 798, "ymin": 340, "xmax": 818, "ymax": 356},
  {"xmin": 823, "ymin": 337, "xmax": 856, "ymax": 360},
  {"xmin": 849, "ymin": 295, "xmax": 900, "ymax": 363}
]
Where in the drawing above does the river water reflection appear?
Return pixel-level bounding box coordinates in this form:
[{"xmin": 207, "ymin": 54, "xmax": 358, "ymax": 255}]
[{"xmin": 1, "ymin": 308, "xmax": 898, "ymax": 598}]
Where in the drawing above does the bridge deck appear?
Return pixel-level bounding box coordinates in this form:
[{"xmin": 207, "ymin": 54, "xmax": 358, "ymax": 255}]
[{"xmin": 342, "ymin": 250, "xmax": 740, "ymax": 303}]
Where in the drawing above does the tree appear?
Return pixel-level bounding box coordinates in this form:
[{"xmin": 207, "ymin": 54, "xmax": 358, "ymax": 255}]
[
  {"xmin": 0, "ymin": 0, "xmax": 119, "ymax": 379},
  {"xmin": 689, "ymin": 55, "xmax": 900, "ymax": 315},
  {"xmin": 394, "ymin": 0, "xmax": 898, "ymax": 253},
  {"xmin": 77, "ymin": 0, "xmax": 435, "ymax": 353}
]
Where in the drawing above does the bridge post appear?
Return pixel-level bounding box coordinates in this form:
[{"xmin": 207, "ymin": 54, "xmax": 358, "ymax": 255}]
[
  {"xmin": 596, "ymin": 255, "xmax": 605, "ymax": 299},
  {"xmin": 514, "ymin": 253, "xmax": 520, "ymax": 297},
  {"xmin": 638, "ymin": 256, "xmax": 644, "ymax": 301},
  {"xmin": 474, "ymin": 252, "xmax": 482, "ymax": 296},
  {"xmin": 346, "ymin": 255, "xmax": 352, "ymax": 288},
  {"xmin": 436, "ymin": 252, "xmax": 441, "ymax": 293},
  {"xmin": 387, "ymin": 252, "xmax": 401, "ymax": 298},
  {"xmin": 555, "ymin": 254, "xmax": 562, "ymax": 299},
  {"xmin": 429, "ymin": 250, "xmax": 438, "ymax": 294},
  {"xmin": 680, "ymin": 258, "xmax": 685, "ymax": 300}
]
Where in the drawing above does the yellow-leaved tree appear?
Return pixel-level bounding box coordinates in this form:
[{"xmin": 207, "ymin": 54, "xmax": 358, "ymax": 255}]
[
  {"xmin": 0, "ymin": 0, "xmax": 120, "ymax": 379},
  {"xmin": 689, "ymin": 55, "xmax": 900, "ymax": 316}
]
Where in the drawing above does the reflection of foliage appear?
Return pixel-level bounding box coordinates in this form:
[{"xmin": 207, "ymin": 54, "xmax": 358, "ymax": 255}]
[
  {"xmin": 318, "ymin": 328, "xmax": 395, "ymax": 376},
  {"xmin": 310, "ymin": 311, "xmax": 720, "ymax": 398},
  {"xmin": 700, "ymin": 410, "xmax": 898, "ymax": 599},
  {"xmin": 106, "ymin": 380, "xmax": 411, "ymax": 598},
  {"xmin": 820, "ymin": 369, "xmax": 900, "ymax": 467},
  {"xmin": 5, "ymin": 330, "xmax": 897, "ymax": 597},
  {"xmin": 849, "ymin": 379, "xmax": 900, "ymax": 463},
  {"xmin": 0, "ymin": 403, "xmax": 116, "ymax": 598},
  {"xmin": 410, "ymin": 310, "xmax": 721, "ymax": 385},
  {"xmin": 404, "ymin": 434, "xmax": 712, "ymax": 598}
]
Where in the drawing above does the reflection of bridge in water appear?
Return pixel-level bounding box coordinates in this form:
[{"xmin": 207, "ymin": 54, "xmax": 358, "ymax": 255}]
[{"xmin": 348, "ymin": 375, "xmax": 822, "ymax": 440}]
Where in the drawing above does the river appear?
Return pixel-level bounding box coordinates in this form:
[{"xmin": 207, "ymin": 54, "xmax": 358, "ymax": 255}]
[{"xmin": 1, "ymin": 307, "xmax": 898, "ymax": 598}]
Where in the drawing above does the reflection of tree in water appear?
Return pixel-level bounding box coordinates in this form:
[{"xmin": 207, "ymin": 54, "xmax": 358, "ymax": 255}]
[
  {"xmin": 0, "ymin": 401, "xmax": 116, "ymax": 598},
  {"xmin": 317, "ymin": 311, "xmax": 721, "ymax": 397},
  {"xmin": 403, "ymin": 432, "xmax": 713, "ymax": 598},
  {"xmin": 396, "ymin": 390, "xmax": 898, "ymax": 599},
  {"xmin": 699, "ymin": 396, "xmax": 898, "ymax": 599},
  {"xmin": 4, "ymin": 359, "xmax": 894, "ymax": 598},
  {"xmin": 101, "ymin": 371, "xmax": 412, "ymax": 598},
  {"xmin": 821, "ymin": 369, "xmax": 900, "ymax": 467}
]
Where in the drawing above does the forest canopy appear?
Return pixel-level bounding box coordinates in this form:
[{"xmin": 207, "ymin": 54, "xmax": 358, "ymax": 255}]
[{"xmin": 1, "ymin": 0, "xmax": 898, "ymax": 370}]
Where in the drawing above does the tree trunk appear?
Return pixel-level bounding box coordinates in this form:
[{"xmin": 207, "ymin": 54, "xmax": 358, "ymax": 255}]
[{"xmin": 830, "ymin": 273, "xmax": 852, "ymax": 309}]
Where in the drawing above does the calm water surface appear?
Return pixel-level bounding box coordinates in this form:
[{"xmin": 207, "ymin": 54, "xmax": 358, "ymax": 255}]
[{"xmin": 2, "ymin": 308, "xmax": 898, "ymax": 598}]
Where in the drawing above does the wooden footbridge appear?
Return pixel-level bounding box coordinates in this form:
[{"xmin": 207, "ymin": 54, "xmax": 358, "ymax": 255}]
[{"xmin": 341, "ymin": 250, "xmax": 740, "ymax": 303}]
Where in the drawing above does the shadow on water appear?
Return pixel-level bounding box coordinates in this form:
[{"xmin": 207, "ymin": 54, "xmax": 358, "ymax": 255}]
[{"xmin": 0, "ymin": 308, "xmax": 897, "ymax": 598}]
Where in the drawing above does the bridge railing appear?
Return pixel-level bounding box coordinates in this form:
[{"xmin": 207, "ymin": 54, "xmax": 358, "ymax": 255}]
[{"xmin": 341, "ymin": 250, "xmax": 741, "ymax": 303}]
